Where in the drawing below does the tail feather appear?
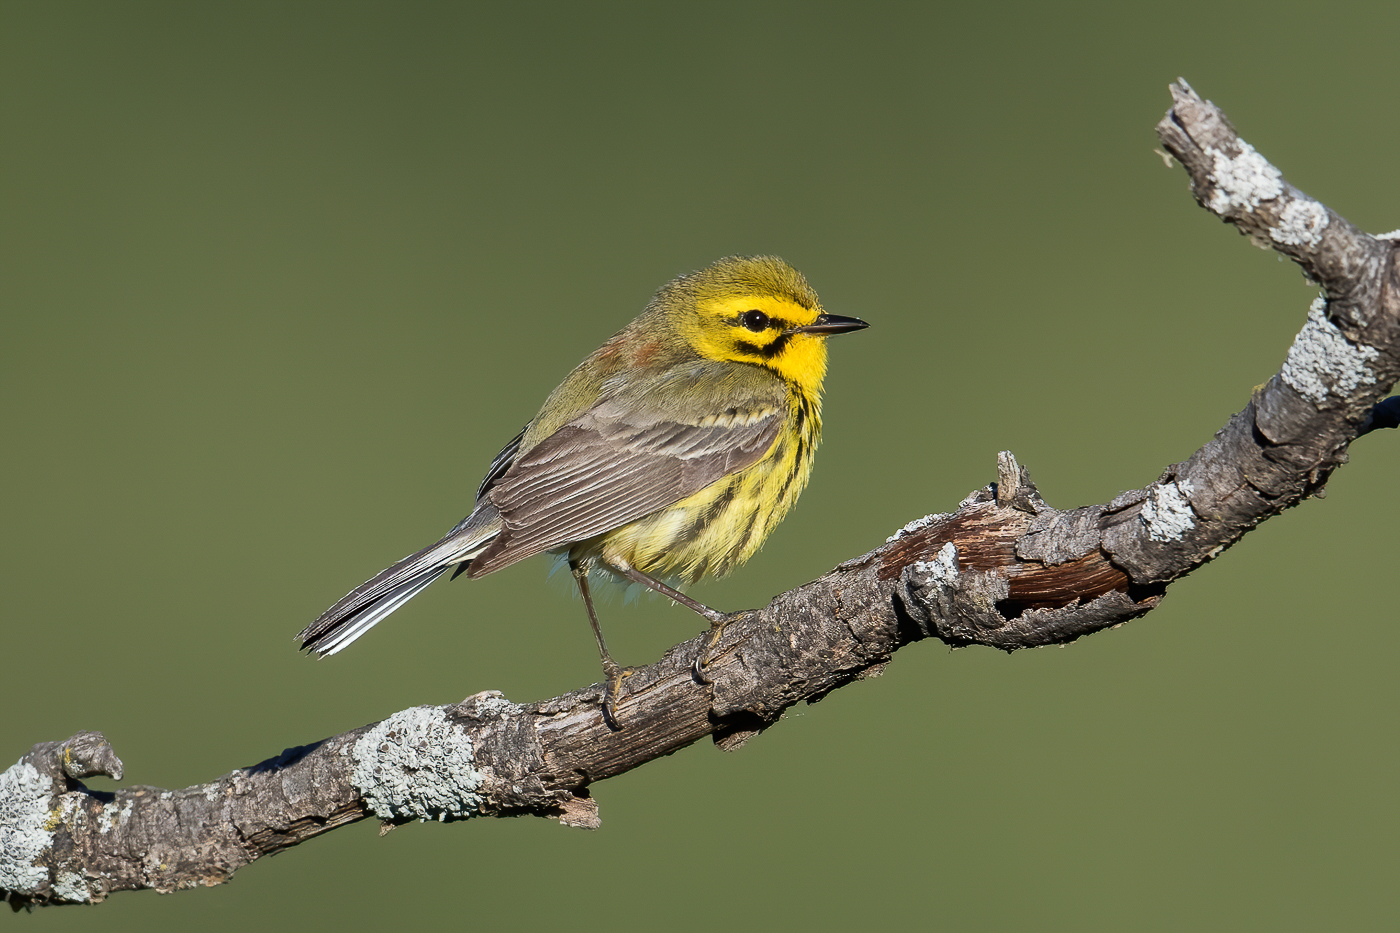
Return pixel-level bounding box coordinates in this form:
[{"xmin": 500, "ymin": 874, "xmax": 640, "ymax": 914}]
[
  {"xmin": 301, "ymin": 565, "xmax": 448, "ymax": 657},
  {"xmin": 299, "ymin": 514, "xmax": 499, "ymax": 657}
]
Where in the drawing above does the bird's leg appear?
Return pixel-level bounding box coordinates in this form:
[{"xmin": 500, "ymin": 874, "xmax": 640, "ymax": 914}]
[
  {"xmin": 607, "ymin": 560, "xmax": 732, "ymax": 684},
  {"xmin": 571, "ymin": 559, "xmax": 628, "ymax": 730}
]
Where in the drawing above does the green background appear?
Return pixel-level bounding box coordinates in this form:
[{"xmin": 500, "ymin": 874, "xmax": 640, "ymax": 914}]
[{"xmin": 3, "ymin": 2, "xmax": 1396, "ymax": 930}]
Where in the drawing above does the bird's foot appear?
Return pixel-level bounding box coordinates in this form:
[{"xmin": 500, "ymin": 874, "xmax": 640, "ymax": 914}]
[
  {"xmin": 691, "ymin": 613, "xmax": 736, "ymax": 685},
  {"xmin": 600, "ymin": 665, "xmax": 633, "ymax": 731}
]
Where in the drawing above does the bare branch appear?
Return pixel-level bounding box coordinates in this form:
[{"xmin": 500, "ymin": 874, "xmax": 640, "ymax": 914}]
[{"xmin": 3, "ymin": 80, "xmax": 1396, "ymax": 911}]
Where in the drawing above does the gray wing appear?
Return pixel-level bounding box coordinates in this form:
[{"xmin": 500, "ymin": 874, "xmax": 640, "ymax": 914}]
[{"xmin": 468, "ymin": 368, "xmax": 785, "ymax": 576}]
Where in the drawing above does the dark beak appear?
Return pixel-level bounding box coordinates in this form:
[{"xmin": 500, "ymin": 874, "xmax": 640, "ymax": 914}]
[{"xmin": 787, "ymin": 313, "xmax": 870, "ymax": 336}]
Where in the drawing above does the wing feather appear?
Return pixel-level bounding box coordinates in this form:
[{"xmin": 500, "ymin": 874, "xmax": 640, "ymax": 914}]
[{"xmin": 468, "ymin": 366, "xmax": 786, "ymax": 576}]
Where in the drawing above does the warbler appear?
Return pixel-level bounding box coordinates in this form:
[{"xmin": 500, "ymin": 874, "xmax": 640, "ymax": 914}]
[{"xmin": 298, "ymin": 255, "xmax": 867, "ymax": 725}]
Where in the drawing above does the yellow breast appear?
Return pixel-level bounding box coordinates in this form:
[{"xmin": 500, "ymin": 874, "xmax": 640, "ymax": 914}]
[{"xmin": 593, "ymin": 386, "xmax": 821, "ymax": 585}]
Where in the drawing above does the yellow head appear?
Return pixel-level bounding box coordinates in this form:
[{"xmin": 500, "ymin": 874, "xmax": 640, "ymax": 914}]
[{"xmin": 656, "ymin": 256, "xmax": 868, "ymax": 394}]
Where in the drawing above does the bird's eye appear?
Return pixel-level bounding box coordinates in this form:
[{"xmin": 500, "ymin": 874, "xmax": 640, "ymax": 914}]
[{"xmin": 739, "ymin": 310, "xmax": 770, "ymax": 332}]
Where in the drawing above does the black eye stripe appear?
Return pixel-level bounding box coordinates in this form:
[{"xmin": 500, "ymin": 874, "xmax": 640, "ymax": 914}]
[{"xmin": 733, "ymin": 310, "xmax": 809, "ymax": 333}]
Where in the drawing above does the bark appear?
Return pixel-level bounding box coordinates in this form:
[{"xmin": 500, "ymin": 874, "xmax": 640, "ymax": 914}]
[{"xmin": 3, "ymin": 80, "xmax": 1396, "ymax": 910}]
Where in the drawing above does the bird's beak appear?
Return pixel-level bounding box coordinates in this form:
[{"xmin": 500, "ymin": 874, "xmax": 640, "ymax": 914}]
[{"xmin": 787, "ymin": 313, "xmax": 870, "ymax": 336}]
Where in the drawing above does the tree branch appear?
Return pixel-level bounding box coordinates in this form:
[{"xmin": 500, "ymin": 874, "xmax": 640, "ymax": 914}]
[{"xmin": 4, "ymin": 80, "xmax": 1396, "ymax": 911}]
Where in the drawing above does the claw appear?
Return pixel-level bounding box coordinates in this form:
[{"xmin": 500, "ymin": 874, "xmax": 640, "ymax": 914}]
[
  {"xmin": 692, "ymin": 653, "xmax": 711, "ymax": 685},
  {"xmin": 601, "ymin": 666, "xmax": 631, "ymax": 731},
  {"xmin": 691, "ymin": 615, "xmax": 731, "ymax": 684}
]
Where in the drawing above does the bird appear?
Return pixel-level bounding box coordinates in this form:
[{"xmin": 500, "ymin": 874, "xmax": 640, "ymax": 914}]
[{"xmin": 297, "ymin": 255, "xmax": 868, "ymax": 726}]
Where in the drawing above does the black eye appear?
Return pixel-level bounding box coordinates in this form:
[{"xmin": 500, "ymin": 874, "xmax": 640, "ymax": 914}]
[{"xmin": 739, "ymin": 310, "xmax": 770, "ymax": 332}]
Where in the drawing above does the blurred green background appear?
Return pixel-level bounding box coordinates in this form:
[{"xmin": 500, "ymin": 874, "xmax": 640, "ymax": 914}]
[{"xmin": 3, "ymin": 1, "xmax": 1396, "ymax": 929}]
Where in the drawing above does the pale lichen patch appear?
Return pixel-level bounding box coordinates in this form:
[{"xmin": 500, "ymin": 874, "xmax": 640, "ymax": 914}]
[
  {"xmin": 1281, "ymin": 296, "xmax": 1380, "ymax": 405},
  {"xmin": 1141, "ymin": 480, "xmax": 1196, "ymax": 542},
  {"xmin": 0, "ymin": 761, "xmax": 56, "ymax": 895},
  {"xmin": 1272, "ymin": 198, "xmax": 1329, "ymax": 247},
  {"xmin": 911, "ymin": 542, "xmax": 960, "ymax": 584},
  {"xmin": 1206, "ymin": 142, "xmax": 1282, "ymax": 215},
  {"xmin": 349, "ymin": 707, "xmax": 483, "ymax": 823},
  {"xmin": 886, "ymin": 514, "xmax": 944, "ymax": 543},
  {"xmin": 97, "ymin": 798, "xmax": 133, "ymax": 835},
  {"xmin": 52, "ymin": 870, "xmax": 88, "ymax": 903}
]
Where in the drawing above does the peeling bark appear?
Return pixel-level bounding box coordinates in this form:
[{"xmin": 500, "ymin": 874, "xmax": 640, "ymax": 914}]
[{"xmin": 3, "ymin": 81, "xmax": 1396, "ymax": 911}]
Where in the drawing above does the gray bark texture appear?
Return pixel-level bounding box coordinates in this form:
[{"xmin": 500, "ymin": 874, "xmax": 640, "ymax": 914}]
[{"xmin": 4, "ymin": 80, "xmax": 1397, "ymax": 910}]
